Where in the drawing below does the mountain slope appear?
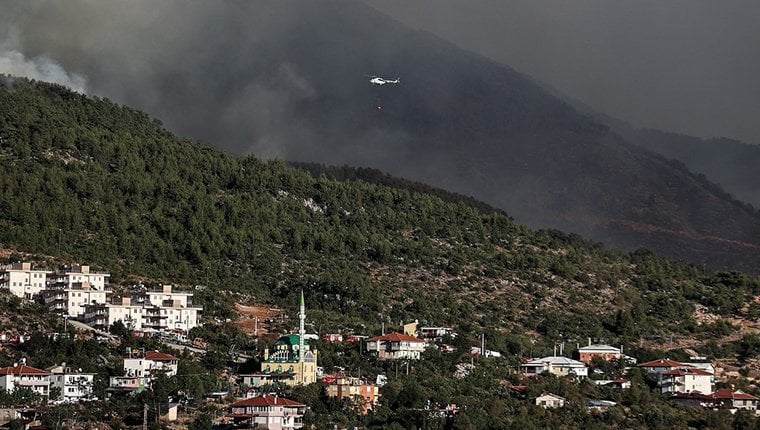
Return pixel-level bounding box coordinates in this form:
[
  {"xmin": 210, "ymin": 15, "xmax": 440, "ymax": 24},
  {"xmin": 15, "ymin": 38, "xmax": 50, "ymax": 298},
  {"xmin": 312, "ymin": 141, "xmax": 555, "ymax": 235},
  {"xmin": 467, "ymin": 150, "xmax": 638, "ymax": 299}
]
[
  {"xmin": 14, "ymin": 0, "xmax": 760, "ymax": 272},
  {"xmin": 622, "ymin": 129, "xmax": 760, "ymax": 209},
  {"xmin": 4, "ymin": 78, "xmax": 760, "ymax": 347}
]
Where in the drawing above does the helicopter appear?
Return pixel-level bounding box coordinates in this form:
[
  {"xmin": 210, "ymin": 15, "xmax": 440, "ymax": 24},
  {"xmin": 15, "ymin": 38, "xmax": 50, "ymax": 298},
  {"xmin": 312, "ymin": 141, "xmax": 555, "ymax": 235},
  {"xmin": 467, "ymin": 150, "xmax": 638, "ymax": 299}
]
[{"xmin": 369, "ymin": 76, "xmax": 400, "ymax": 85}]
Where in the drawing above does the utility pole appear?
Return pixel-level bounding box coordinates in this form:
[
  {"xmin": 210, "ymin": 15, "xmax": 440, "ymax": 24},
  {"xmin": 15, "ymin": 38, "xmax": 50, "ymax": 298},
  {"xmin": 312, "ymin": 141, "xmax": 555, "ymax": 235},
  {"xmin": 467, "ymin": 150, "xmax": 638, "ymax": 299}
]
[{"xmin": 142, "ymin": 404, "xmax": 148, "ymax": 430}]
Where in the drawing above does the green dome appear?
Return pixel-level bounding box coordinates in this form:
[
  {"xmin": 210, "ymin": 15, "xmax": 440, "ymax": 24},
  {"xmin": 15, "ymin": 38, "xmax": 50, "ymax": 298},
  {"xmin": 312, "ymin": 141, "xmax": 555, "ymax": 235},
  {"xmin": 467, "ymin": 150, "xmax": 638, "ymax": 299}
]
[{"xmin": 275, "ymin": 334, "xmax": 309, "ymax": 347}]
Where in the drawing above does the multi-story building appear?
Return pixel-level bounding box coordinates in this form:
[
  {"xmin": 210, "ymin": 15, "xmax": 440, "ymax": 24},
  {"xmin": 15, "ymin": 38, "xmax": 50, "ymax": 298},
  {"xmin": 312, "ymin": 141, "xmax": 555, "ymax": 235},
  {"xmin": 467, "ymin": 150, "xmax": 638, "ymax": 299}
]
[
  {"xmin": 0, "ymin": 263, "xmax": 50, "ymax": 299},
  {"xmin": 43, "ymin": 284, "xmax": 111, "ymax": 318},
  {"xmin": 42, "ymin": 264, "xmax": 111, "ymax": 317},
  {"xmin": 0, "ymin": 363, "xmax": 50, "ymax": 397},
  {"xmin": 660, "ymin": 367, "xmax": 713, "ymax": 395},
  {"xmin": 365, "ymin": 332, "xmax": 426, "ymax": 360},
  {"xmin": 47, "ymin": 265, "xmax": 109, "ymax": 291},
  {"xmin": 47, "ymin": 364, "xmax": 96, "ymax": 402},
  {"xmin": 110, "ymin": 350, "xmax": 178, "ymax": 391},
  {"xmin": 323, "ymin": 375, "xmax": 380, "ymax": 414},
  {"xmin": 123, "ymin": 350, "xmax": 179, "ymax": 378},
  {"xmin": 227, "ymin": 395, "xmax": 306, "ymax": 430},
  {"xmin": 81, "ymin": 285, "xmax": 201, "ymax": 334}
]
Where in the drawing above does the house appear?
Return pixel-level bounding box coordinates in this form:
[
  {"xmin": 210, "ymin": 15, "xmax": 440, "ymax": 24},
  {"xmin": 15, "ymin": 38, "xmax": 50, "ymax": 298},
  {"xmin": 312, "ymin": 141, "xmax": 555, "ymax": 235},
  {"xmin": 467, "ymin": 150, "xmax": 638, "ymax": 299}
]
[
  {"xmin": 671, "ymin": 389, "xmax": 759, "ymax": 412},
  {"xmin": 637, "ymin": 359, "xmax": 690, "ymax": 375},
  {"xmin": 47, "ymin": 364, "xmax": 96, "ymax": 403},
  {"xmin": 123, "ymin": 351, "xmax": 179, "ymax": 378},
  {"xmin": 593, "ymin": 379, "xmax": 631, "ymax": 389},
  {"xmin": 521, "ymin": 356, "xmax": 588, "ymax": 378},
  {"xmin": 469, "ymin": 347, "xmax": 502, "ymax": 358},
  {"xmin": 108, "ymin": 375, "xmax": 151, "ymax": 391},
  {"xmin": 227, "ymin": 394, "xmax": 306, "ymax": 430},
  {"xmin": 366, "ymin": 332, "xmax": 426, "ymax": 360},
  {"xmin": 0, "ymin": 364, "xmax": 50, "ymax": 397},
  {"xmin": 660, "ymin": 367, "xmax": 713, "ymax": 395},
  {"xmin": 587, "ymin": 400, "xmax": 617, "ymax": 412},
  {"xmin": 321, "ymin": 333, "xmax": 343, "ymax": 343},
  {"xmin": 577, "ymin": 344, "xmax": 623, "ymax": 364},
  {"xmin": 670, "ymin": 391, "xmax": 710, "ymax": 408},
  {"xmin": 110, "ymin": 350, "xmax": 178, "ymax": 390},
  {"xmin": 535, "ymin": 393, "xmax": 565, "ymax": 409},
  {"xmin": 419, "ymin": 326, "xmax": 454, "ymax": 340},
  {"xmin": 709, "ymin": 389, "xmax": 759, "ymax": 411},
  {"xmin": 0, "ymin": 263, "xmax": 50, "ymax": 300},
  {"xmin": 324, "ymin": 375, "xmax": 380, "ymax": 414}
]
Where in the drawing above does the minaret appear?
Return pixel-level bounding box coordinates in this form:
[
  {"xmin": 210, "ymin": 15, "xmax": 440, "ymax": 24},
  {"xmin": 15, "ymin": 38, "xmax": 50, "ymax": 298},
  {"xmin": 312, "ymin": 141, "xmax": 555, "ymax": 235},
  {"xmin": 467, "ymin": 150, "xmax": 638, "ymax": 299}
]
[{"xmin": 299, "ymin": 290, "xmax": 305, "ymax": 363}]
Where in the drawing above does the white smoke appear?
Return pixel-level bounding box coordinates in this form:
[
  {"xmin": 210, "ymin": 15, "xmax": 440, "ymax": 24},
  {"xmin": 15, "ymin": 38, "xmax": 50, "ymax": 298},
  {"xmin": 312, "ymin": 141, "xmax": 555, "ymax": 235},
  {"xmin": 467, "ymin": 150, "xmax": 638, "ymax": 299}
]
[{"xmin": 0, "ymin": 49, "xmax": 87, "ymax": 93}]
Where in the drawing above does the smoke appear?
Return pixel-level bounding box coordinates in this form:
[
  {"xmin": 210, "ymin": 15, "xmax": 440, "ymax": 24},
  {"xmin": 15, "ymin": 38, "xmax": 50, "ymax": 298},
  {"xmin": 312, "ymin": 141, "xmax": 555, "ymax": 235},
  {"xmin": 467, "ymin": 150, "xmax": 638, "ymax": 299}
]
[{"xmin": 0, "ymin": 50, "xmax": 87, "ymax": 94}]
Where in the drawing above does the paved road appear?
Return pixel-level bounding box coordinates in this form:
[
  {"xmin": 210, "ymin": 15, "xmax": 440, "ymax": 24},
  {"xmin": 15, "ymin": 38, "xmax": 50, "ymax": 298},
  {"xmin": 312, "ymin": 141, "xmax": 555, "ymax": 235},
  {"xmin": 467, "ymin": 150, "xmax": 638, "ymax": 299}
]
[{"xmin": 66, "ymin": 320, "xmax": 118, "ymax": 340}]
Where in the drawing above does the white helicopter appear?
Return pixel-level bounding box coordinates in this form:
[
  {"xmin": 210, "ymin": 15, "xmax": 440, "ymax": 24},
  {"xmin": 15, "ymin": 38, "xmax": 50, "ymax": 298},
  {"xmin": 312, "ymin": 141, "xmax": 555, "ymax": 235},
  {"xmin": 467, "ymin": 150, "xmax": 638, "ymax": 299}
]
[{"xmin": 369, "ymin": 76, "xmax": 400, "ymax": 85}]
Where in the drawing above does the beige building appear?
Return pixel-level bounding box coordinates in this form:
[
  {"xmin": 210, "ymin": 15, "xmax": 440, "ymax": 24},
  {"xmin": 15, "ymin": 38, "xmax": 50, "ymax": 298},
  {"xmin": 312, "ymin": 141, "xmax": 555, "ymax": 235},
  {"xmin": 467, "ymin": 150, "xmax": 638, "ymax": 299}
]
[
  {"xmin": 0, "ymin": 263, "xmax": 50, "ymax": 299},
  {"xmin": 249, "ymin": 293, "xmax": 317, "ymax": 387},
  {"xmin": 324, "ymin": 375, "xmax": 380, "ymax": 414},
  {"xmin": 535, "ymin": 393, "xmax": 565, "ymax": 409}
]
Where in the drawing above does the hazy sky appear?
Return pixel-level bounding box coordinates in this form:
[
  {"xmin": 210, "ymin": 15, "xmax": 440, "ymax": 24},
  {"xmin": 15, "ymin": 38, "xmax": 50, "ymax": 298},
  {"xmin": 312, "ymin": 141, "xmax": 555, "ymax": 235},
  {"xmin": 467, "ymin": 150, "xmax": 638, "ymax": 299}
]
[
  {"xmin": 366, "ymin": 0, "xmax": 760, "ymax": 144},
  {"xmin": 1, "ymin": 1, "xmax": 758, "ymax": 145}
]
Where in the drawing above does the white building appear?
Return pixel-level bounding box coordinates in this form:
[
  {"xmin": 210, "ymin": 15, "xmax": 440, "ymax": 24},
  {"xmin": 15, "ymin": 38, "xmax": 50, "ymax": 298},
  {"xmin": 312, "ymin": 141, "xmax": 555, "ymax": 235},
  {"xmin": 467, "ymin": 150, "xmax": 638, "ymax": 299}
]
[
  {"xmin": 0, "ymin": 263, "xmax": 50, "ymax": 299},
  {"xmin": 43, "ymin": 285, "xmax": 110, "ymax": 318},
  {"xmin": 366, "ymin": 333, "xmax": 426, "ymax": 360},
  {"xmin": 82, "ymin": 285, "xmax": 202, "ymax": 334},
  {"xmin": 110, "ymin": 350, "xmax": 178, "ymax": 391},
  {"xmin": 0, "ymin": 364, "xmax": 50, "ymax": 397},
  {"xmin": 138, "ymin": 285, "xmax": 193, "ymax": 308},
  {"xmin": 122, "ymin": 351, "xmax": 179, "ymax": 379},
  {"xmin": 521, "ymin": 356, "xmax": 588, "ymax": 378},
  {"xmin": 48, "ymin": 265, "xmax": 109, "ymax": 291},
  {"xmin": 660, "ymin": 367, "xmax": 713, "ymax": 395},
  {"xmin": 47, "ymin": 364, "xmax": 96, "ymax": 402},
  {"xmin": 42, "ymin": 264, "xmax": 111, "ymax": 317}
]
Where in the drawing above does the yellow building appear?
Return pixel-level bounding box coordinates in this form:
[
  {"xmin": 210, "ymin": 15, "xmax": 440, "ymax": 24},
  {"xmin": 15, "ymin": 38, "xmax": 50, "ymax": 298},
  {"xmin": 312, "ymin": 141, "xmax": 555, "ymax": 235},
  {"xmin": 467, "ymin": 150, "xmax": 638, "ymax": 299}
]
[{"xmin": 249, "ymin": 292, "xmax": 317, "ymax": 387}]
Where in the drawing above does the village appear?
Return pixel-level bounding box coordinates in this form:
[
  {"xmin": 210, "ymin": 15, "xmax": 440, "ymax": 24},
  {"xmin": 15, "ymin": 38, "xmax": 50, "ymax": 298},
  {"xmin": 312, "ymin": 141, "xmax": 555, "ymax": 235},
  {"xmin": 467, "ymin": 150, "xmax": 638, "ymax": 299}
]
[{"xmin": 1, "ymin": 261, "xmax": 759, "ymax": 429}]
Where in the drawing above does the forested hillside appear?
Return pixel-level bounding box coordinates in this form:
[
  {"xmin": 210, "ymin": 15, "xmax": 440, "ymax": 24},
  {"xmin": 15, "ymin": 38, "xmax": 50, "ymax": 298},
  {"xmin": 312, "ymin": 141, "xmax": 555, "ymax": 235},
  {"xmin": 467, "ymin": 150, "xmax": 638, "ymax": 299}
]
[
  {"xmin": 12, "ymin": 0, "xmax": 760, "ymax": 273},
  {"xmin": 1, "ymin": 77, "xmax": 759, "ymax": 347}
]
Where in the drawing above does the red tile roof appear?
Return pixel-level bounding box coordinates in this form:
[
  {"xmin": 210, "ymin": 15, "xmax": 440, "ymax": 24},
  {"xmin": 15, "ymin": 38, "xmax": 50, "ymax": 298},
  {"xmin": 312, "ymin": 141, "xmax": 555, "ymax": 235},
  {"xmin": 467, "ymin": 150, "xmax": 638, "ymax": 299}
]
[
  {"xmin": 638, "ymin": 359, "xmax": 687, "ymax": 368},
  {"xmin": 145, "ymin": 351, "xmax": 178, "ymax": 361},
  {"xmin": 662, "ymin": 368, "xmax": 712, "ymax": 376},
  {"xmin": 711, "ymin": 389, "xmax": 758, "ymax": 400},
  {"xmin": 231, "ymin": 395, "xmax": 305, "ymax": 407},
  {"xmin": 367, "ymin": 332, "xmax": 424, "ymax": 343},
  {"xmin": 0, "ymin": 365, "xmax": 49, "ymax": 376}
]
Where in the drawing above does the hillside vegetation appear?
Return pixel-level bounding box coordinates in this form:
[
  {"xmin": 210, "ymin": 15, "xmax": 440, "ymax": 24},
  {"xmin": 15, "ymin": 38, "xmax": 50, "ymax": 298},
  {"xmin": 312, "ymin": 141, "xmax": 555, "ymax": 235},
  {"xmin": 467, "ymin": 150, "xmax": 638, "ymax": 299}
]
[
  {"xmin": 15, "ymin": 0, "xmax": 760, "ymax": 273},
  {"xmin": 1, "ymin": 77, "xmax": 759, "ymax": 350}
]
